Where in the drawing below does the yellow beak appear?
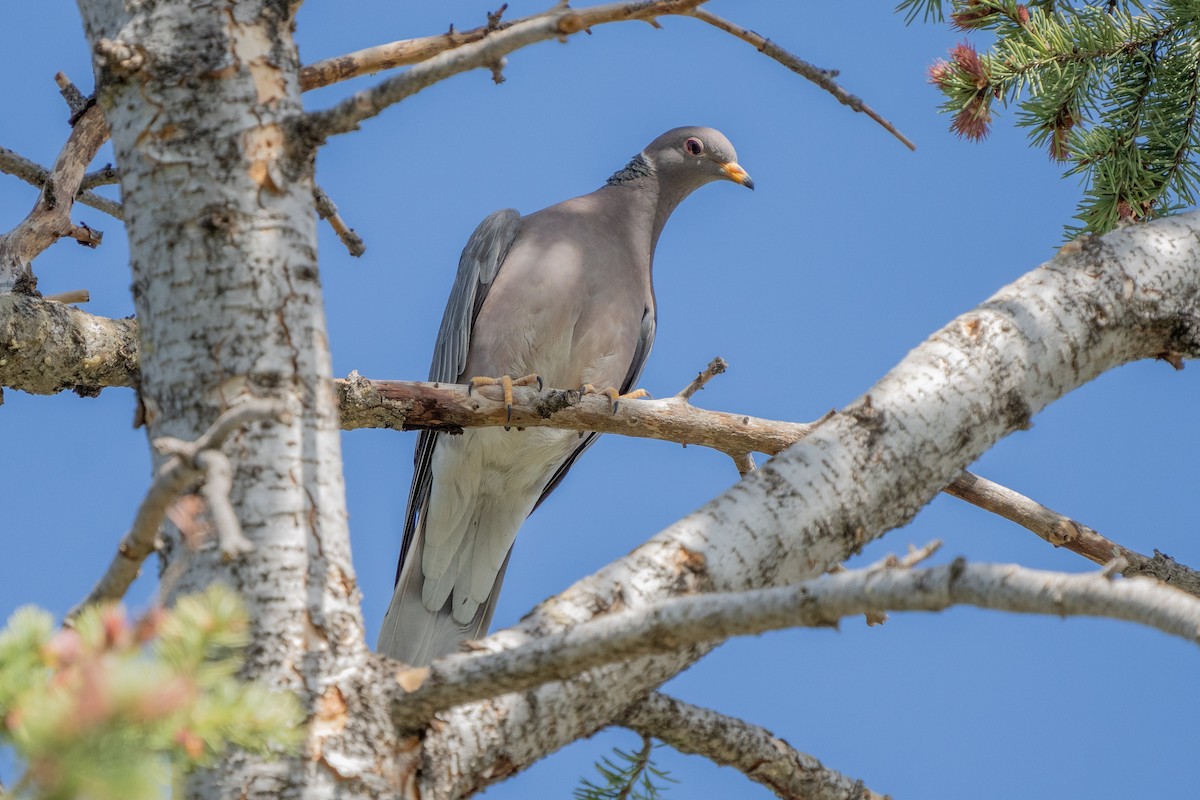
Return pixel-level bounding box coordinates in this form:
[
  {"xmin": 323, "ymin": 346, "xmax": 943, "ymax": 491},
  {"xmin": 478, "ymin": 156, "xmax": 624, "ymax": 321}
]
[{"xmin": 721, "ymin": 161, "xmax": 755, "ymax": 190}]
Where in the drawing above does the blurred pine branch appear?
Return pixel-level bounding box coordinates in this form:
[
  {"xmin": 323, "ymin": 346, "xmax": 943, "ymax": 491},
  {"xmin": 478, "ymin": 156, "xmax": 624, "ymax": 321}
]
[{"xmin": 0, "ymin": 585, "xmax": 302, "ymax": 800}]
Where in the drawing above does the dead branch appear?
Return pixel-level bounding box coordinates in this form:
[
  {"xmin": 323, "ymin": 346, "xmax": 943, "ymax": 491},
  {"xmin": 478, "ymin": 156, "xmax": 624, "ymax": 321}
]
[
  {"xmin": 387, "ymin": 558, "xmax": 1200, "ymax": 730},
  {"xmin": 623, "ymin": 692, "xmax": 888, "ymax": 800},
  {"xmin": 0, "ymin": 146, "xmax": 123, "ymax": 221},
  {"xmin": 298, "ymin": 0, "xmax": 708, "ymax": 95},
  {"xmin": 945, "ymin": 470, "xmax": 1200, "ymax": 597},
  {"xmin": 313, "ymin": 184, "xmax": 365, "ymax": 256},
  {"xmin": 677, "ymin": 355, "xmax": 727, "ymax": 401},
  {"xmin": 297, "ymin": 1, "xmax": 907, "ymax": 148},
  {"xmin": 303, "ymin": 0, "xmax": 712, "ymax": 140},
  {"xmin": 54, "ymin": 72, "xmax": 91, "ymax": 121},
  {"xmin": 338, "ymin": 371, "xmax": 822, "ymax": 462},
  {"xmin": 0, "ymin": 294, "xmax": 136, "ymax": 393},
  {"xmin": 686, "ymin": 8, "xmax": 915, "ymax": 151},
  {"xmin": 69, "ymin": 399, "xmax": 290, "ymax": 618},
  {"xmin": 0, "ymin": 102, "xmax": 113, "ymax": 293}
]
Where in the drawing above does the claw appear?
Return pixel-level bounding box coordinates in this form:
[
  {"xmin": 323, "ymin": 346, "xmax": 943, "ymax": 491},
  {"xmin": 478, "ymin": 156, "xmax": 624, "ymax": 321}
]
[
  {"xmin": 465, "ymin": 373, "xmax": 542, "ymax": 431},
  {"xmin": 580, "ymin": 384, "xmax": 650, "ymax": 414}
]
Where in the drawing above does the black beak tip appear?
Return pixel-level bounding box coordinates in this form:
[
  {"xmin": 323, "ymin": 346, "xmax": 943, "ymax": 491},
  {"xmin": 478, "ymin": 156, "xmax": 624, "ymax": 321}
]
[{"xmin": 742, "ymin": 176, "xmax": 755, "ymax": 191}]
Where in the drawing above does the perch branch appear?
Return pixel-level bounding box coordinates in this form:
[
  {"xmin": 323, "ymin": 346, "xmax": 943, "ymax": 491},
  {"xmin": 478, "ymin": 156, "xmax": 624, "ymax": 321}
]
[
  {"xmin": 337, "ymin": 371, "xmax": 822, "ymax": 463},
  {"xmin": 623, "ymin": 692, "xmax": 888, "ymax": 800},
  {"xmin": 388, "ymin": 558, "xmax": 1200, "ymax": 730},
  {"xmin": 43, "ymin": 289, "xmax": 89, "ymax": 305},
  {"xmin": 3, "ymin": 290, "xmax": 1195, "ymax": 596},
  {"xmin": 69, "ymin": 399, "xmax": 289, "ymax": 618}
]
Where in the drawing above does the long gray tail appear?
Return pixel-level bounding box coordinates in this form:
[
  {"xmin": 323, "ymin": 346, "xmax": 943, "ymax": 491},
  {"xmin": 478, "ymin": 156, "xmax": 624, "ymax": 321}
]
[{"xmin": 377, "ymin": 523, "xmax": 511, "ymax": 666}]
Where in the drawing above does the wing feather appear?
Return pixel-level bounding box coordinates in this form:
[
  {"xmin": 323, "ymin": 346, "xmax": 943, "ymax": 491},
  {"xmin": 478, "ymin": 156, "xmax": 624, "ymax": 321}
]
[{"xmin": 395, "ymin": 209, "xmax": 522, "ymax": 584}]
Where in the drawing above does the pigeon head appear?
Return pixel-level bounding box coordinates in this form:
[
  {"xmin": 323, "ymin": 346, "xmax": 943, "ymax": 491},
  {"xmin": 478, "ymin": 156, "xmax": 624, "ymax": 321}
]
[
  {"xmin": 642, "ymin": 126, "xmax": 754, "ymax": 192},
  {"xmin": 602, "ymin": 127, "xmax": 753, "ymax": 249},
  {"xmin": 606, "ymin": 127, "xmax": 754, "ymax": 193}
]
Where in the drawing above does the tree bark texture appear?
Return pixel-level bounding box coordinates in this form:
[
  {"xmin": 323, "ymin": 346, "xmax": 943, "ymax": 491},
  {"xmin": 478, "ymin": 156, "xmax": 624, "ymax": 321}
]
[
  {"xmin": 411, "ymin": 216, "xmax": 1200, "ymax": 798},
  {"xmin": 74, "ymin": 1, "xmax": 396, "ymax": 796}
]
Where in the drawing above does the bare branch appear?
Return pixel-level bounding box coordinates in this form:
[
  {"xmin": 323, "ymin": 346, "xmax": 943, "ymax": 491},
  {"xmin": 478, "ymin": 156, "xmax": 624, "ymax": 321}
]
[
  {"xmin": 313, "ymin": 184, "xmax": 365, "ymax": 257},
  {"xmin": 298, "ymin": 0, "xmax": 704, "ymax": 98},
  {"xmin": 302, "ymin": 1, "xmax": 717, "ymax": 140},
  {"xmin": 0, "ymin": 101, "xmax": 115, "ymax": 292},
  {"xmin": 69, "ymin": 399, "xmax": 290, "ymax": 618},
  {"xmin": 623, "ymin": 692, "xmax": 888, "ymax": 800},
  {"xmin": 676, "ymin": 355, "xmax": 727, "ymax": 401},
  {"xmin": 388, "ymin": 559, "xmax": 1200, "ymax": 730},
  {"xmin": 0, "ymin": 295, "xmax": 136, "ymax": 394},
  {"xmin": 54, "ymin": 72, "xmax": 91, "ymax": 121},
  {"xmin": 80, "ymin": 165, "xmax": 119, "ymax": 191},
  {"xmin": 195, "ymin": 450, "xmax": 256, "ymax": 559},
  {"xmin": 945, "ymin": 470, "xmax": 1200, "ymax": 598},
  {"xmin": 338, "ymin": 371, "xmax": 822, "ymax": 462},
  {"xmin": 0, "ymin": 145, "xmax": 123, "ymax": 220},
  {"xmin": 686, "ymin": 9, "xmax": 916, "ymax": 151}
]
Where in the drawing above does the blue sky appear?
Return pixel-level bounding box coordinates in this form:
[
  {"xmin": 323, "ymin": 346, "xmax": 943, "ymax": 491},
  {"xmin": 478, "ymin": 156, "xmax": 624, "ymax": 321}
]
[{"xmin": 3, "ymin": 3, "xmax": 1198, "ymax": 798}]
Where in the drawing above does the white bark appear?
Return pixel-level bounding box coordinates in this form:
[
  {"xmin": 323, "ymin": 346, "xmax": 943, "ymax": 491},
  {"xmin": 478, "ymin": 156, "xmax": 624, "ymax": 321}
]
[
  {"xmin": 75, "ymin": 0, "xmax": 396, "ymax": 796},
  {"xmin": 415, "ymin": 213, "xmax": 1200, "ymax": 798}
]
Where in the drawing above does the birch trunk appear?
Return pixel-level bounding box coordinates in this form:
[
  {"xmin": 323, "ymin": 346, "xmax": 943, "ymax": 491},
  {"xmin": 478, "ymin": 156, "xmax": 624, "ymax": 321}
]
[{"xmin": 75, "ymin": 1, "xmax": 396, "ymax": 796}]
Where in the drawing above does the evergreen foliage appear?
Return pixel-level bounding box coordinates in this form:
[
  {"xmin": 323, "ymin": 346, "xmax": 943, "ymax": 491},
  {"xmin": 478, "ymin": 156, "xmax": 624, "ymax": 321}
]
[
  {"xmin": 0, "ymin": 586, "xmax": 302, "ymax": 800},
  {"xmin": 574, "ymin": 736, "xmax": 678, "ymax": 800},
  {"xmin": 900, "ymin": 0, "xmax": 1200, "ymax": 234}
]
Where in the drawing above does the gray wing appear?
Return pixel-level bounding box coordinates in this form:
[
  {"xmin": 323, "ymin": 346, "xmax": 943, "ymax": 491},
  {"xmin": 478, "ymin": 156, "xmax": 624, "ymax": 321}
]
[
  {"xmin": 532, "ymin": 303, "xmax": 656, "ymax": 511},
  {"xmin": 396, "ymin": 209, "xmax": 522, "ymax": 583}
]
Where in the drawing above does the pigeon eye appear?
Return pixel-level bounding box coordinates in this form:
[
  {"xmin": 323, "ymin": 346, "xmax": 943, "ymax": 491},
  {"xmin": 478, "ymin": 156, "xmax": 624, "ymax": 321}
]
[{"xmin": 684, "ymin": 137, "xmax": 704, "ymax": 156}]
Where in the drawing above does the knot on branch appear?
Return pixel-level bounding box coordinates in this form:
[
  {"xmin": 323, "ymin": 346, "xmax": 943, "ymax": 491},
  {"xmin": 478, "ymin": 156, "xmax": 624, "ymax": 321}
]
[
  {"xmin": 95, "ymin": 39, "xmax": 146, "ymax": 76},
  {"xmin": 556, "ymin": 12, "xmax": 587, "ymax": 35}
]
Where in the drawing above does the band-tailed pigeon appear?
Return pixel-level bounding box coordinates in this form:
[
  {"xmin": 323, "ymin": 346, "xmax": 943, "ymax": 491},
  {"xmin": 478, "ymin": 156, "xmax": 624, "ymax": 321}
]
[{"xmin": 378, "ymin": 127, "xmax": 753, "ymax": 665}]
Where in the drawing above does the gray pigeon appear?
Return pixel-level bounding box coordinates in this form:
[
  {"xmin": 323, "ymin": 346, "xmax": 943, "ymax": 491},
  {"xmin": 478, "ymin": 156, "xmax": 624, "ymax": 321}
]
[{"xmin": 378, "ymin": 127, "xmax": 753, "ymax": 665}]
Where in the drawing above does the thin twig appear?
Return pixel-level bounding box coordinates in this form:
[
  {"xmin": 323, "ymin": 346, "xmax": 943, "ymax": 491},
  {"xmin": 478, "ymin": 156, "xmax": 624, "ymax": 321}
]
[
  {"xmin": 0, "ymin": 102, "xmax": 113, "ymax": 292},
  {"xmin": 303, "ymin": 0, "xmax": 708, "ymax": 139},
  {"xmin": 54, "ymin": 72, "xmax": 91, "ymax": 122},
  {"xmin": 388, "ymin": 558, "xmax": 1200, "ymax": 729},
  {"xmin": 945, "ymin": 470, "xmax": 1200, "ymax": 598},
  {"xmin": 80, "ymin": 165, "xmax": 119, "ymax": 191},
  {"xmin": 624, "ymin": 692, "xmax": 889, "ymax": 800},
  {"xmin": 687, "ymin": 8, "xmax": 916, "ymax": 151},
  {"xmin": 0, "ymin": 146, "xmax": 122, "ymax": 220},
  {"xmin": 298, "ymin": 0, "xmax": 705, "ymax": 93},
  {"xmin": 69, "ymin": 399, "xmax": 289, "ymax": 618},
  {"xmin": 195, "ymin": 450, "xmax": 256, "ymax": 559},
  {"xmin": 313, "ymin": 184, "xmax": 366, "ymax": 257},
  {"xmin": 676, "ymin": 356, "xmax": 727, "ymax": 401}
]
